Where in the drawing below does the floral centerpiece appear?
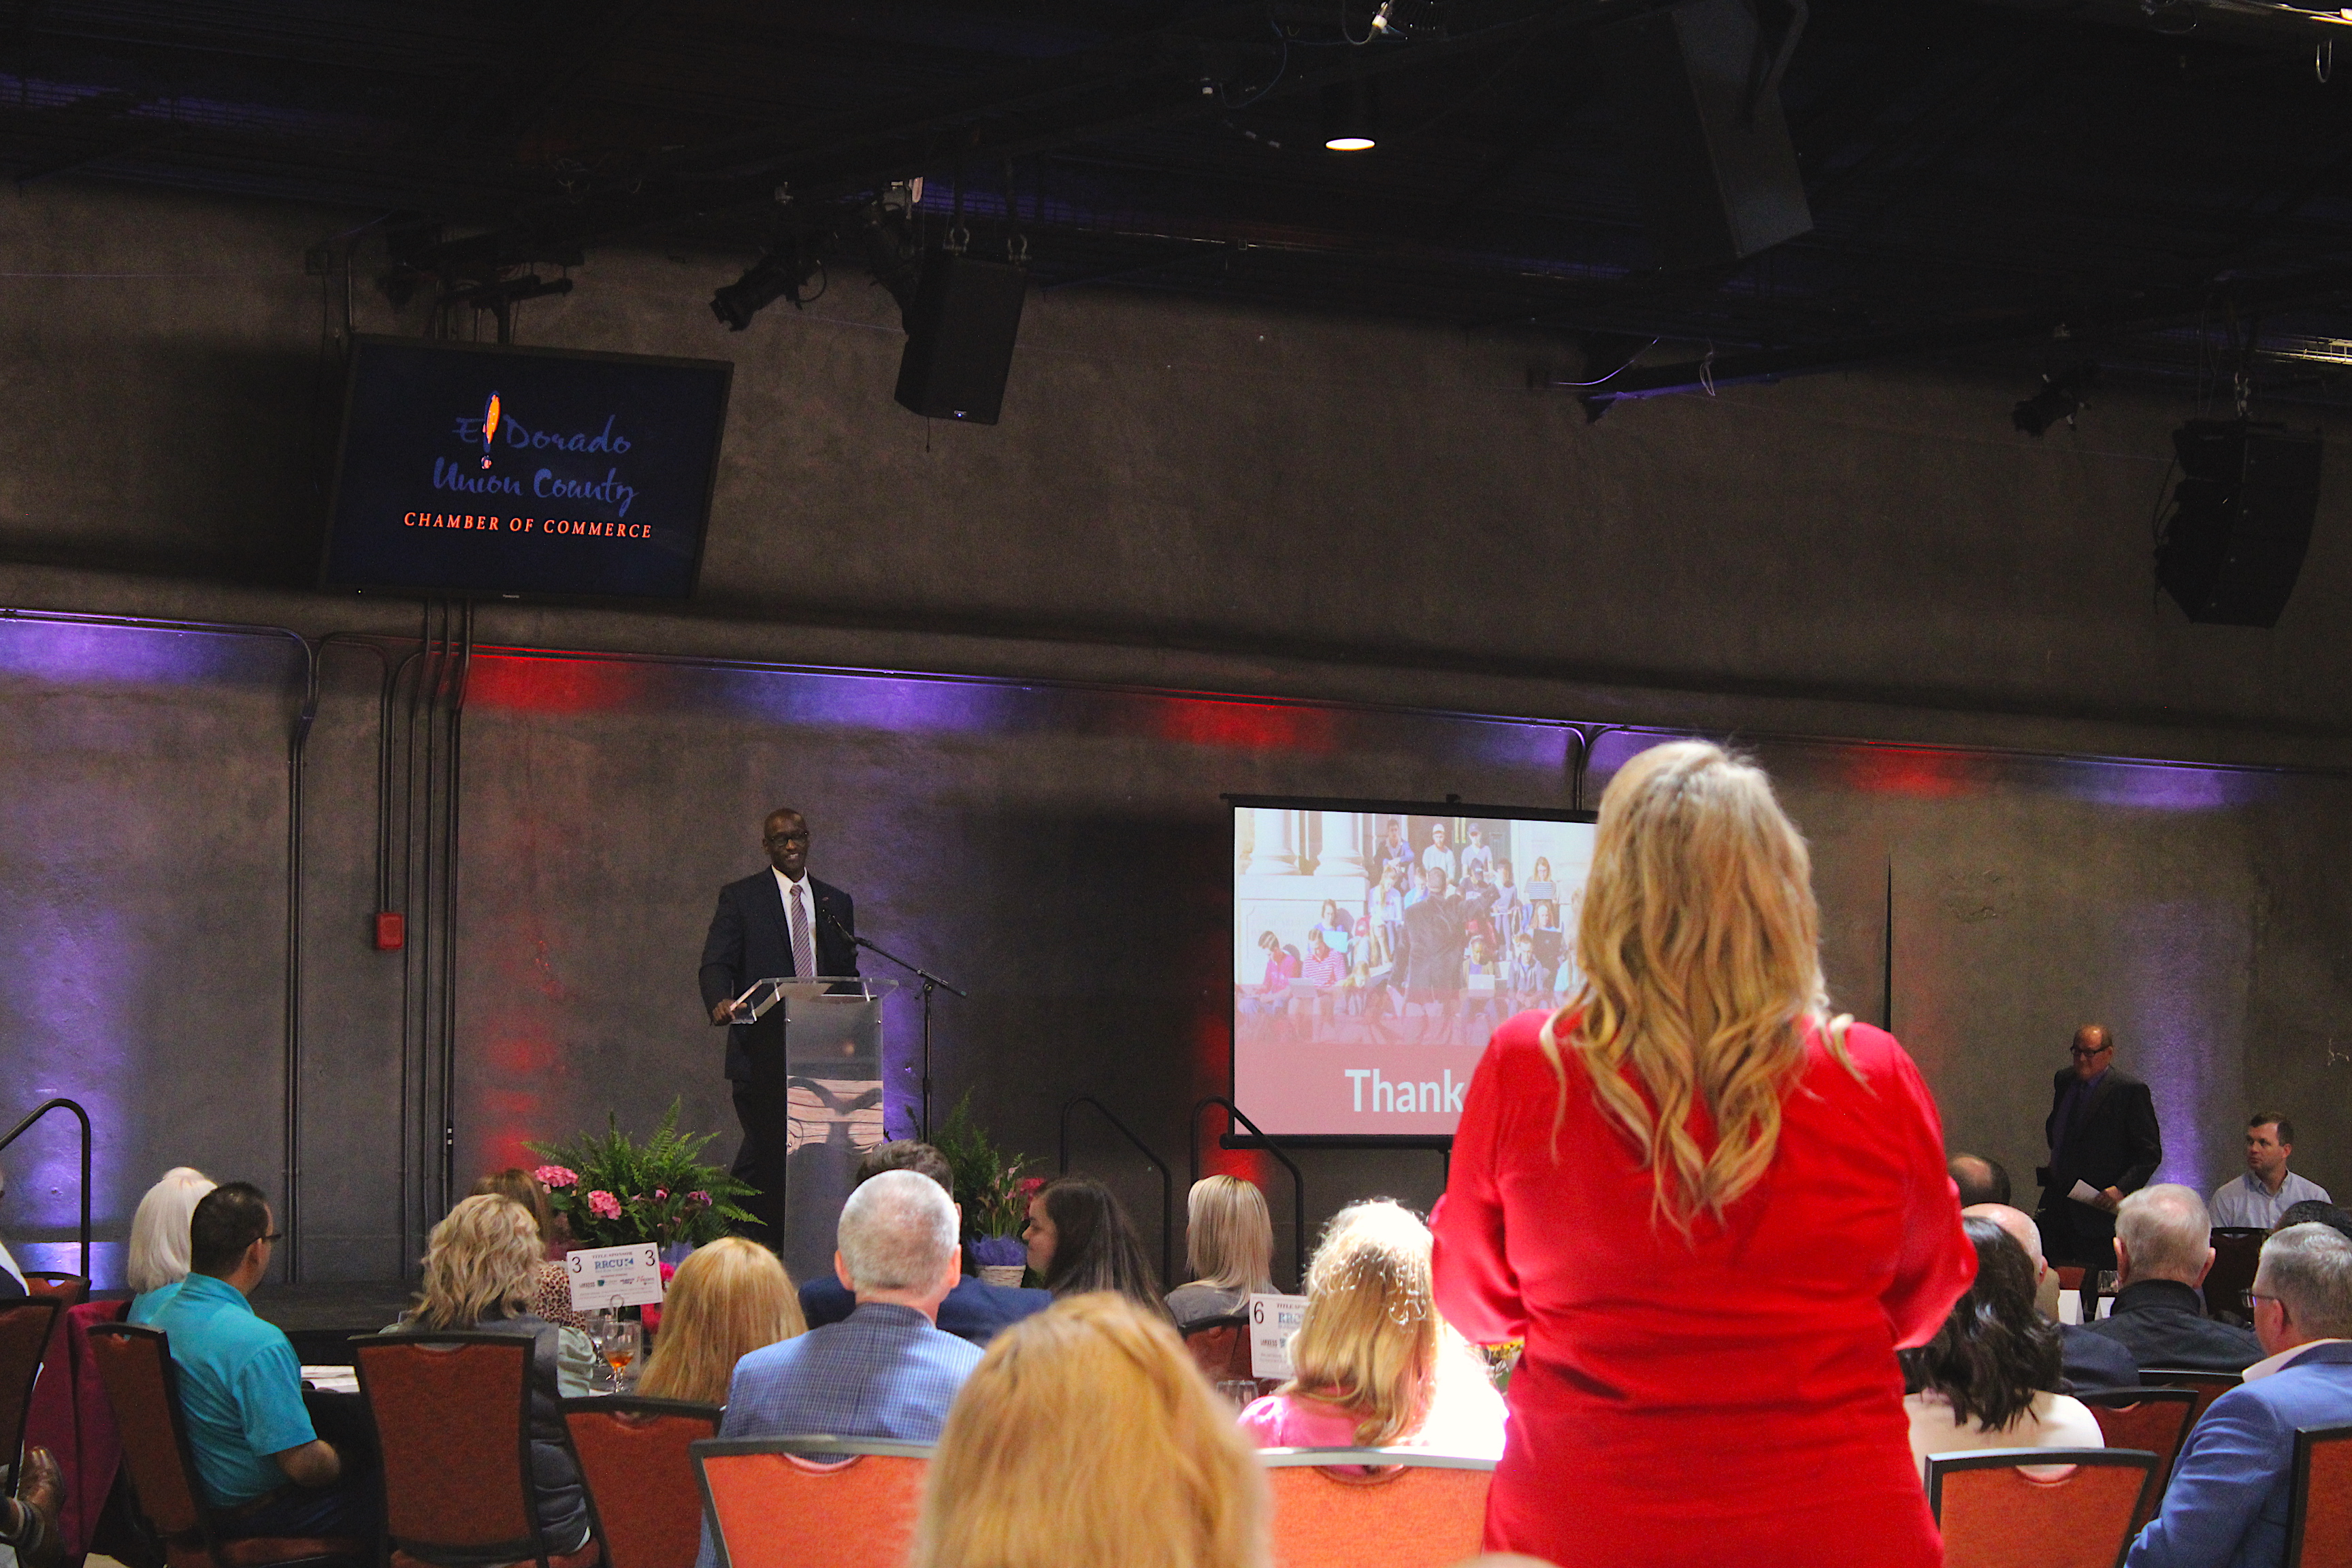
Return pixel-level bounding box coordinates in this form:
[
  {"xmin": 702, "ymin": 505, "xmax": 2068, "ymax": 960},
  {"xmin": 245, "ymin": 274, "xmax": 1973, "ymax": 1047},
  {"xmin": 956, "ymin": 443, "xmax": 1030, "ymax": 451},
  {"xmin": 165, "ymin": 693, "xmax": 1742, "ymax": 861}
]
[
  {"xmin": 528, "ymin": 1099, "xmax": 757, "ymax": 1251},
  {"xmin": 932, "ymin": 1093, "xmax": 1036, "ymax": 1281}
]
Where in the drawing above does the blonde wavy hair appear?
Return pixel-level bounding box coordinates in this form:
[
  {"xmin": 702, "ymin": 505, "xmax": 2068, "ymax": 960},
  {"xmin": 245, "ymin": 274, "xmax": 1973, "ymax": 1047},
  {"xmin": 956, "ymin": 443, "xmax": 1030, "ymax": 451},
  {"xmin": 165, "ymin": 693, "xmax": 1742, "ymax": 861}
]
[
  {"xmin": 1183, "ymin": 1176, "xmax": 1275, "ymax": 1295},
  {"xmin": 911, "ymin": 1293, "xmax": 1268, "ymax": 1568},
  {"xmin": 1547, "ymin": 741, "xmax": 1855, "ymax": 1231},
  {"xmin": 1281, "ymin": 1200, "xmax": 1469, "ymax": 1448},
  {"xmin": 406, "ymin": 1194, "xmax": 541, "ymax": 1330},
  {"xmin": 636, "ymin": 1238, "xmax": 805, "ymax": 1406}
]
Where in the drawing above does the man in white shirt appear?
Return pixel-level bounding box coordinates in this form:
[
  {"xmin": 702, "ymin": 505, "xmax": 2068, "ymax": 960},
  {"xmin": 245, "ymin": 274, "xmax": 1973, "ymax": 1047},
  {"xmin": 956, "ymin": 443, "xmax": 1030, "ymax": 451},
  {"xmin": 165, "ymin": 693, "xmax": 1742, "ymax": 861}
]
[
  {"xmin": 1420, "ymin": 822, "xmax": 1458, "ymax": 884},
  {"xmin": 2210, "ymin": 1113, "xmax": 2330, "ymax": 1230}
]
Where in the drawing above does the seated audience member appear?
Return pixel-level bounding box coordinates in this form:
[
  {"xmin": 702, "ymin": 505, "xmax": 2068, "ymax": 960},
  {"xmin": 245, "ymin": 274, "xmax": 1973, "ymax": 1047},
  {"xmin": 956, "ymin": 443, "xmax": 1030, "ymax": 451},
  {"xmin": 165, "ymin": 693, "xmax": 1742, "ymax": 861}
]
[
  {"xmin": 800, "ymin": 1142, "xmax": 1049, "ymax": 1344},
  {"xmin": 2125, "ymin": 1222, "xmax": 2352, "ymax": 1568},
  {"xmin": 638, "ymin": 1237, "xmax": 804, "ymax": 1407},
  {"xmin": 698, "ymin": 1172, "xmax": 983, "ymax": 1568},
  {"xmin": 1966, "ymin": 1203, "xmax": 2138, "ymax": 1394},
  {"xmin": 150, "ymin": 1183, "xmax": 376, "ymax": 1536},
  {"xmin": 2273, "ymin": 1199, "xmax": 2352, "ymax": 1243},
  {"xmin": 2082, "ymin": 1185, "xmax": 2263, "ymax": 1372},
  {"xmin": 1903, "ymin": 1217, "xmax": 2104, "ymax": 1479},
  {"xmin": 1239, "ymin": 1200, "xmax": 1505, "ymax": 1460},
  {"xmin": 1505, "ymin": 932, "xmax": 1544, "ymax": 1011},
  {"xmin": 126, "ymin": 1166, "xmax": 216, "ymax": 1324},
  {"xmin": 1241, "ymin": 932, "xmax": 1298, "ymax": 1014},
  {"xmin": 2210, "ymin": 1113, "xmax": 2330, "ymax": 1230},
  {"xmin": 472, "ymin": 1167, "xmax": 585, "ymax": 1330},
  {"xmin": 909, "ymin": 1292, "xmax": 1268, "ymax": 1568},
  {"xmin": 1026, "ymin": 1176, "xmax": 1169, "ymax": 1317},
  {"xmin": 1165, "ymin": 1175, "xmax": 1275, "ymax": 1328},
  {"xmin": 386, "ymin": 1194, "xmax": 593, "ymax": 1563},
  {"xmin": 1948, "ymin": 1154, "xmax": 2011, "ymax": 1209},
  {"xmin": 1298, "ymin": 928, "xmax": 1347, "ymax": 999},
  {"xmin": 0, "ymin": 1448, "xmax": 64, "ymax": 1568}
]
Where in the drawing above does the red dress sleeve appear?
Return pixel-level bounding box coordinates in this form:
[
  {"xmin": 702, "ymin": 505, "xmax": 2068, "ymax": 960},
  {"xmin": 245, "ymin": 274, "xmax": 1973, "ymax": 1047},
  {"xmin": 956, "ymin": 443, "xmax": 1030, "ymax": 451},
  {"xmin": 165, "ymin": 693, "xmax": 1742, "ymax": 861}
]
[
  {"xmin": 1873, "ymin": 1036, "xmax": 1975, "ymax": 1348},
  {"xmin": 1432, "ymin": 1032, "xmax": 1529, "ymax": 1344}
]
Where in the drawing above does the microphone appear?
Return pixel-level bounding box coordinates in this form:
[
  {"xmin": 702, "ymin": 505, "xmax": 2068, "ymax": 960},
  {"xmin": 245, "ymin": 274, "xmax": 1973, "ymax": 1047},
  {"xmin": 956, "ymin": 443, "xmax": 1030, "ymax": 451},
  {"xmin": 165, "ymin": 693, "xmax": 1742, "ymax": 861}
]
[{"xmin": 825, "ymin": 909, "xmax": 866, "ymax": 947}]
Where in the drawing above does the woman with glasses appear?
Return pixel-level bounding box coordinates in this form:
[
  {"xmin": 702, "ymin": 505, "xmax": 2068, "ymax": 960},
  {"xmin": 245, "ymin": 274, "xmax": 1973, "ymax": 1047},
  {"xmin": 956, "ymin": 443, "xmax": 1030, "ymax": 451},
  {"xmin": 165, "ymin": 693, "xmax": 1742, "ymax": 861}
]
[{"xmin": 1432, "ymin": 742, "xmax": 1974, "ymax": 1568}]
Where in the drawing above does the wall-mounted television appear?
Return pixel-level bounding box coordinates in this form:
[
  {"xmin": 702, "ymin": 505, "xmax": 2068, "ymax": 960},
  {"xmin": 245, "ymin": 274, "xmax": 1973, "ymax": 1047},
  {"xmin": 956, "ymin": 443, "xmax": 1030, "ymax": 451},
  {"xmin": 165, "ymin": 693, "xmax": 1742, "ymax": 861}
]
[
  {"xmin": 321, "ymin": 336, "xmax": 732, "ymax": 600},
  {"xmin": 1229, "ymin": 794, "xmax": 1598, "ymax": 1142}
]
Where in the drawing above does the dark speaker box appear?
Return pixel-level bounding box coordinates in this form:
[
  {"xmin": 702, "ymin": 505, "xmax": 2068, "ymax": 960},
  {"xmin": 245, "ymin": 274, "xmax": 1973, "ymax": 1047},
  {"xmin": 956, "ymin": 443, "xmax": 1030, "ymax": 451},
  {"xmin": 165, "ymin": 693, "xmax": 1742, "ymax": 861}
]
[
  {"xmin": 1598, "ymin": 0, "xmax": 1814, "ymax": 270},
  {"xmin": 894, "ymin": 250, "xmax": 1027, "ymax": 424},
  {"xmin": 2157, "ymin": 419, "xmax": 2323, "ymax": 627}
]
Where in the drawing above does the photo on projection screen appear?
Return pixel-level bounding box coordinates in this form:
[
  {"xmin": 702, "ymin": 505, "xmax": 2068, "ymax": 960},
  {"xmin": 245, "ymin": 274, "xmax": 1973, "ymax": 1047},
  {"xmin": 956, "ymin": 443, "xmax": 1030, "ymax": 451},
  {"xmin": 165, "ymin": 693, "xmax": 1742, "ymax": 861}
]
[{"xmin": 1230, "ymin": 797, "xmax": 1597, "ymax": 1139}]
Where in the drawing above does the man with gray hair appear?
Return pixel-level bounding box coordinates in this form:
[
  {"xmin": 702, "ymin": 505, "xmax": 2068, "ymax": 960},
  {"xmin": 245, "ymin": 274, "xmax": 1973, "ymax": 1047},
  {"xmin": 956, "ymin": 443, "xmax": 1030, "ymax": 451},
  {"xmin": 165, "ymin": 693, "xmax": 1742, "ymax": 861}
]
[
  {"xmin": 693, "ymin": 1171, "xmax": 982, "ymax": 1568},
  {"xmin": 2126, "ymin": 1223, "xmax": 2352, "ymax": 1568},
  {"xmin": 1965, "ymin": 1202, "xmax": 2138, "ymax": 1394},
  {"xmin": 2082, "ymin": 1183, "xmax": 2262, "ymax": 1372}
]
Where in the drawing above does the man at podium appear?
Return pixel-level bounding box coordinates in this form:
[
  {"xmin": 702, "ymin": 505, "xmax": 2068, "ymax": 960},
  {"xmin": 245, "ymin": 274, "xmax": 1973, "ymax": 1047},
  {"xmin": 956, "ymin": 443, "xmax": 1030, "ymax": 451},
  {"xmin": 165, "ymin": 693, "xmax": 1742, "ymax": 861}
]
[{"xmin": 698, "ymin": 807, "xmax": 861, "ymax": 1181}]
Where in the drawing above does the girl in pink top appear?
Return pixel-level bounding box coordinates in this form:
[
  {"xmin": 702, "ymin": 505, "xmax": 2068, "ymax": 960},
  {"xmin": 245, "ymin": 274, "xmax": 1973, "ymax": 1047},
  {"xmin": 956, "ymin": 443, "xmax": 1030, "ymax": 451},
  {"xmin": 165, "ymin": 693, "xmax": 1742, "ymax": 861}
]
[{"xmin": 1237, "ymin": 1200, "xmax": 1505, "ymax": 1460}]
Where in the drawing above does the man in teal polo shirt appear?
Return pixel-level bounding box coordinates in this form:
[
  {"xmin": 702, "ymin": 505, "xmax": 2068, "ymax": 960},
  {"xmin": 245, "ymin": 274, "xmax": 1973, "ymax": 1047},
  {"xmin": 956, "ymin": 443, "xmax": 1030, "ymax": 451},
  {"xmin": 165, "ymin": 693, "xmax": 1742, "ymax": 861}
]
[{"xmin": 149, "ymin": 1183, "xmax": 375, "ymax": 1537}]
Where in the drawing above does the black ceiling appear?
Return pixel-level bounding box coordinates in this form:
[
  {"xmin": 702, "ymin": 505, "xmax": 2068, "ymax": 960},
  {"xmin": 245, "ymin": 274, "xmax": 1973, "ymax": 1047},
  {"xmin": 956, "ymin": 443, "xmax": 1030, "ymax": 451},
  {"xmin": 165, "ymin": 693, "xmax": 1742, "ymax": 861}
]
[{"xmin": 12, "ymin": 0, "xmax": 2352, "ymax": 405}]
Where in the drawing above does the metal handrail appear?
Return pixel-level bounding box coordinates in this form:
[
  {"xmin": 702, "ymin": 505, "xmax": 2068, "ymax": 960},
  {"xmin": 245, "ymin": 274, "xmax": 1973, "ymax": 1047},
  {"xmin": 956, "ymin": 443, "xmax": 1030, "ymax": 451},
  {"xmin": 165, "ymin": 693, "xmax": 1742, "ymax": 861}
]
[
  {"xmin": 0, "ymin": 1098, "xmax": 92, "ymax": 1279},
  {"xmin": 1190, "ymin": 1098, "xmax": 1307, "ymax": 1290},
  {"xmin": 1056, "ymin": 1096, "xmax": 1176, "ymax": 1290}
]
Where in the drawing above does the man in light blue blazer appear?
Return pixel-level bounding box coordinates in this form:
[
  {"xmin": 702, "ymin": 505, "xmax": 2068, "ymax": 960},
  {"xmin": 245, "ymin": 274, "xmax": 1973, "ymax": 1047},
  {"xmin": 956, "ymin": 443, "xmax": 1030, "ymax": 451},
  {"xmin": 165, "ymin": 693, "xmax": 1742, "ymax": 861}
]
[
  {"xmin": 694, "ymin": 1171, "xmax": 981, "ymax": 1568},
  {"xmin": 2127, "ymin": 1222, "xmax": 2352, "ymax": 1568}
]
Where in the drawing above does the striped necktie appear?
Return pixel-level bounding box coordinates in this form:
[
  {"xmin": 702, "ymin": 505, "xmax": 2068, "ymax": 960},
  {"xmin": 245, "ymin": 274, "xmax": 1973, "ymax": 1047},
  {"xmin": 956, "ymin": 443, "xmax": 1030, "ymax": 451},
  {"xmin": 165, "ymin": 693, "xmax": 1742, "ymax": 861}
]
[{"xmin": 790, "ymin": 883, "xmax": 816, "ymax": 979}]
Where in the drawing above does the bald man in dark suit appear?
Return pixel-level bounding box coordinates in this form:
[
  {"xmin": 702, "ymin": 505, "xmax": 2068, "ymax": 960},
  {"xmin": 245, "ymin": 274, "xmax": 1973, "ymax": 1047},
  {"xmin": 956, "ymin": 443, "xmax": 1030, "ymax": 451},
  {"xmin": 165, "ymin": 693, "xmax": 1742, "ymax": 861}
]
[{"xmin": 2036, "ymin": 1024, "xmax": 2163, "ymax": 1269}]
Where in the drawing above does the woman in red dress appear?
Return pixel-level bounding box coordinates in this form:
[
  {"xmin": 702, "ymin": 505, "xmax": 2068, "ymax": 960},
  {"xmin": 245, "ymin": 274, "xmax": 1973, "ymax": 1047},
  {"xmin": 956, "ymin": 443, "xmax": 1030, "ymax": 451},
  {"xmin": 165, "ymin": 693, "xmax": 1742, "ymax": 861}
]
[{"xmin": 1432, "ymin": 742, "xmax": 1974, "ymax": 1568}]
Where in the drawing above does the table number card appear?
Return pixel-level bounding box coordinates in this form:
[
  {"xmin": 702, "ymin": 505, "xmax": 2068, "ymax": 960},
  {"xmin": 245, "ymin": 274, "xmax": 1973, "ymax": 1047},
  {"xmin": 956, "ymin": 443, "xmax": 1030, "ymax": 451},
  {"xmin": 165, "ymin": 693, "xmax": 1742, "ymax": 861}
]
[
  {"xmin": 566, "ymin": 1243, "xmax": 665, "ymax": 1311},
  {"xmin": 1247, "ymin": 1292, "xmax": 1310, "ymax": 1381}
]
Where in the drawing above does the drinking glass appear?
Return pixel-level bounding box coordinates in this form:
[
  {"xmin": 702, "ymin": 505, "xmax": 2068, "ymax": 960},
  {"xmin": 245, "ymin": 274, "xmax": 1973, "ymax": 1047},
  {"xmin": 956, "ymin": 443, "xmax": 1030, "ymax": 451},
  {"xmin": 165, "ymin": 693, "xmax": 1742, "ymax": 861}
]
[{"xmin": 599, "ymin": 1320, "xmax": 642, "ymax": 1392}]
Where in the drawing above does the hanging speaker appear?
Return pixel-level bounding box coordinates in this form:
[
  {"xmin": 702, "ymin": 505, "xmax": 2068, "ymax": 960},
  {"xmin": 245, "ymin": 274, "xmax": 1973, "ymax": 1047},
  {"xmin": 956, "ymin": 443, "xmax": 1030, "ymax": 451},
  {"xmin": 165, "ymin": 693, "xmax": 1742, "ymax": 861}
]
[
  {"xmin": 2157, "ymin": 419, "xmax": 2323, "ymax": 627},
  {"xmin": 1597, "ymin": 0, "xmax": 1814, "ymax": 270},
  {"xmin": 894, "ymin": 249, "xmax": 1027, "ymax": 424}
]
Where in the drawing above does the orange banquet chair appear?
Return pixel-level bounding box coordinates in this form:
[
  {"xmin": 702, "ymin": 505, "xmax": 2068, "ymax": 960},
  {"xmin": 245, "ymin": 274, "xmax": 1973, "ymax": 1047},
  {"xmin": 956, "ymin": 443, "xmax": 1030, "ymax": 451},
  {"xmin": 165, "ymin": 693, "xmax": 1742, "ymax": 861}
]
[
  {"xmin": 2080, "ymin": 1388, "xmax": 2197, "ymax": 1524},
  {"xmin": 84, "ymin": 1323, "xmax": 366, "ymax": 1568},
  {"xmin": 561, "ymin": 1396, "xmax": 719, "ymax": 1568},
  {"xmin": 1925, "ymin": 1448, "xmax": 2157, "ymax": 1568},
  {"xmin": 1258, "ymin": 1448, "xmax": 1494, "ymax": 1568},
  {"xmin": 23, "ymin": 1273, "xmax": 91, "ymax": 1309},
  {"xmin": 692, "ymin": 1437, "xmax": 929, "ymax": 1568},
  {"xmin": 1, "ymin": 1299, "xmax": 60, "ymax": 1485},
  {"xmin": 2138, "ymin": 1368, "xmax": 2242, "ymax": 1432},
  {"xmin": 354, "ymin": 1333, "xmax": 601, "ymax": 1568},
  {"xmin": 2286, "ymin": 1422, "xmax": 2352, "ymax": 1568}
]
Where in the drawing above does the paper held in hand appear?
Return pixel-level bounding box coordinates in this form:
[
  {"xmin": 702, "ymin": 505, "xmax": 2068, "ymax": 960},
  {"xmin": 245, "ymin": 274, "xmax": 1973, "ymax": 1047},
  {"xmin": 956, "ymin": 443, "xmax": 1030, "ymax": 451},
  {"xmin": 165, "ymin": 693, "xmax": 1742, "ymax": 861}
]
[
  {"xmin": 566, "ymin": 1243, "xmax": 666, "ymax": 1311},
  {"xmin": 1247, "ymin": 1292, "xmax": 1310, "ymax": 1382},
  {"xmin": 2068, "ymin": 1179, "xmax": 2110, "ymax": 1211}
]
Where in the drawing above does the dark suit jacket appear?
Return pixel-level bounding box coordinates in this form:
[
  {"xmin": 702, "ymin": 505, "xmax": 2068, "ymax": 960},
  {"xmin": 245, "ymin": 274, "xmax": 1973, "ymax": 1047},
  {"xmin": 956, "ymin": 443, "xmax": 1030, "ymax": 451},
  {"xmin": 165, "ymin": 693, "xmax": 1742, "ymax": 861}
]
[
  {"xmin": 798, "ymin": 1273, "xmax": 1051, "ymax": 1348},
  {"xmin": 2036, "ymin": 1065, "xmax": 2162, "ymax": 1263},
  {"xmin": 698, "ymin": 868, "xmax": 860, "ymax": 1082},
  {"xmin": 2079, "ymin": 1279, "xmax": 2264, "ymax": 1373},
  {"xmin": 1393, "ymin": 897, "xmax": 1466, "ymax": 992},
  {"xmin": 2059, "ymin": 1321, "xmax": 2142, "ymax": 1395}
]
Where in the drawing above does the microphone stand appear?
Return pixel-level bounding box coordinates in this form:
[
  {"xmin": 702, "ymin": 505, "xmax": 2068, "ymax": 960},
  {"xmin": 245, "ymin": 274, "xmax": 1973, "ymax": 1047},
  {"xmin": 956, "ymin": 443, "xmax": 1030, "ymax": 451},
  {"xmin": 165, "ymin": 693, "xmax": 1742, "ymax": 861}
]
[{"xmin": 830, "ymin": 914, "xmax": 966, "ymax": 1139}]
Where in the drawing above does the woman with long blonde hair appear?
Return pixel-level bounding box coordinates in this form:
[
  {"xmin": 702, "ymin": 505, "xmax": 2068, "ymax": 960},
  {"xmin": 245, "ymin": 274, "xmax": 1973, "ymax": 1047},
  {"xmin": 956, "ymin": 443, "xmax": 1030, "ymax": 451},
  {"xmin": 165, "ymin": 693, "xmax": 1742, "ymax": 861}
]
[
  {"xmin": 910, "ymin": 1292, "xmax": 1267, "ymax": 1568},
  {"xmin": 636, "ymin": 1238, "xmax": 804, "ymax": 1406},
  {"xmin": 1165, "ymin": 1175, "xmax": 1275, "ymax": 1328},
  {"xmin": 387, "ymin": 1194, "xmax": 595, "ymax": 1564},
  {"xmin": 1237, "ymin": 1200, "xmax": 1503, "ymax": 1458},
  {"xmin": 1431, "ymin": 742, "xmax": 1972, "ymax": 1568}
]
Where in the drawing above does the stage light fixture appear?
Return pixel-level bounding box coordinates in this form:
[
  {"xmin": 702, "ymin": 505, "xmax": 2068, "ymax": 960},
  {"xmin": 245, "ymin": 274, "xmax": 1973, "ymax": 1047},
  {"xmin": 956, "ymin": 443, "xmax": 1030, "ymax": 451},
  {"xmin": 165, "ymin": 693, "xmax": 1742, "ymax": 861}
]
[
  {"xmin": 1322, "ymin": 78, "xmax": 1377, "ymax": 151},
  {"xmin": 2012, "ymin": 361, "xmax": 2099, "ymax": 436},
  {"xmin": 710, "ymin": 240, "xmax": 822, "ymax": 331}
]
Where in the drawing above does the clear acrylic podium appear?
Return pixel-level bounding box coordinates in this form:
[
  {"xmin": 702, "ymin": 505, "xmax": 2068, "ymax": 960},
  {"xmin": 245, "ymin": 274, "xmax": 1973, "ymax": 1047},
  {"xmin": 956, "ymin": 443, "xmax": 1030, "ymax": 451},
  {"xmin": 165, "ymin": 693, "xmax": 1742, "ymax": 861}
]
[{"xmin": 734, "ymin": 976, "xmax": 894, "ymax": 1284}]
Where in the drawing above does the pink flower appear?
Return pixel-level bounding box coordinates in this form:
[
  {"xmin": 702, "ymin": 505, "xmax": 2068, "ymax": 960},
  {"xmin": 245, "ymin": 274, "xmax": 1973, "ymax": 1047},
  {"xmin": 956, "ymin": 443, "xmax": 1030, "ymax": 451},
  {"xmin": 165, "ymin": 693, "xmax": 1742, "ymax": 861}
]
[
  {"xmin": 688, "ymin": 1191, "xmax": 710, "ymax": 1207},
  {"xmin": 1015, "ymin": 1177, "xmax": 1046, "ymax": 1196},
  {"xmin": 586, "ymin": 1190, "xmax": 621, "ymax": 1221},
  {"xmin": 655, "ymin": 1188, "xmax": 669, "ymax": 1200},
  {"xmin": 658, "ymin": 1260, "xmax": 677, "ymax": 1284},
  {"xmin": 535, "ymin": 1165, "xmax": 579, "ymax": 1190}
]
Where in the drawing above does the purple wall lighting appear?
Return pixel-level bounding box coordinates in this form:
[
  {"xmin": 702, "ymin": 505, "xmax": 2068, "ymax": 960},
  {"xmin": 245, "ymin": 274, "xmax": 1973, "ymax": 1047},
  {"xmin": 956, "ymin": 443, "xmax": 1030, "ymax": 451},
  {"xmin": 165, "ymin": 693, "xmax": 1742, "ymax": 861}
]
[
  {"xmin": 723, "ymin": 669, "xmax": 1026, "ymax": 736},
  {"xmin": 0, "ymin": 617, "xmax": 259, "ymax": 686}
]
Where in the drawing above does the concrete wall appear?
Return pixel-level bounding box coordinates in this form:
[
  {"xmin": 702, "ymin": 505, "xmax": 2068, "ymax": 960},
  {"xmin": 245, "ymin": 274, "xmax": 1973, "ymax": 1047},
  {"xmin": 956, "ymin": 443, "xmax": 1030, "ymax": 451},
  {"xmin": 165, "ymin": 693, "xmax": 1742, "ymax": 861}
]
[{"xmin": 2, "ymin": 180, "xmax": 2348, "ymax": 1288}]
